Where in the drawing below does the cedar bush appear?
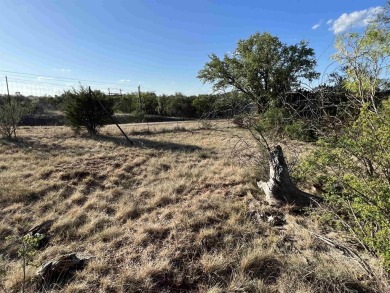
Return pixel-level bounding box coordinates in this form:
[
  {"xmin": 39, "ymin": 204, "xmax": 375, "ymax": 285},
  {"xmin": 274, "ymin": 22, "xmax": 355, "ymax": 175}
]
[{"xmin": 64, "ymin": 86, "xmax": 114, "ymax": 135}]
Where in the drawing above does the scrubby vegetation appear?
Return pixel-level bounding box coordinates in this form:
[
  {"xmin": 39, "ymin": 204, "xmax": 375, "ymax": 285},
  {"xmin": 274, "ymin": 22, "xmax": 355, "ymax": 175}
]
[
  {"xmin": 1, "ymin": 122, "xmax": 388, "ymax": 292},
  {"xmin": 0, "ymin": 95, "xmax": 29, "ymax": 139},
  {"xmin": 295, "ymin": 99, "xmax": 390, "ymax": 269},
  {"xmin": 292, "ymin": 8, "xmax": 390, "ymax": 271},
  {"xmin": 64, "ymin": 86, "xmax": 115, "ymax": 135}
]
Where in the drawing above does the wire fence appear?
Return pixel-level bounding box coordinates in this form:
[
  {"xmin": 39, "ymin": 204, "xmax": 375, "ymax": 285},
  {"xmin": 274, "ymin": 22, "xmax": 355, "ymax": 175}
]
[{"xmin": 0, "ymin": 70, "xmax": 148, "ymax": 97}]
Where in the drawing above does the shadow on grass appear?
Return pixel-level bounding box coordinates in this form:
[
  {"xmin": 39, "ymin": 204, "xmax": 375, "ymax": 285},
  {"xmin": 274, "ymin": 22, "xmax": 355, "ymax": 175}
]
[
  {"xmin": 0, "ymin": 133, "xmax": 202, "ymax": 153},
  {"xmin": 0, "ymin": 137, "xmax": 73, "ymax": 153},
  {"xmin": 127, "ymin": 126, "xmax": 190, "ymax": 136},
  {"xmin": 93, "ymin": 135, "xmax": 203, "ymax": 153}
]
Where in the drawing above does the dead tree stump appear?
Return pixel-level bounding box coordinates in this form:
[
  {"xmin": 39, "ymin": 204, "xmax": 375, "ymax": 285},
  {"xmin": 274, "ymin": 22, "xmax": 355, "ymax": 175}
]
[{"xmin": 257, "ymin": 145, "xmax": 322, "ymax": 207}]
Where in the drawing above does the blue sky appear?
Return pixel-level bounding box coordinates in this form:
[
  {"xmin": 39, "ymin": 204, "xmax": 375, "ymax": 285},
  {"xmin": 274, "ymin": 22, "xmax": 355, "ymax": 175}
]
[{"xmin": 0, "ymin": 0, "xmax": 386, "ymax": 96}]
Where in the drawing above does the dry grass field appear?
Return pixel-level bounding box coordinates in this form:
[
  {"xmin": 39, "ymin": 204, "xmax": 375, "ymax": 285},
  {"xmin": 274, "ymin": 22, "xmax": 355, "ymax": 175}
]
[{"xmin": 0, "ymin": 121, "xmax": 388, "ymax": 292}]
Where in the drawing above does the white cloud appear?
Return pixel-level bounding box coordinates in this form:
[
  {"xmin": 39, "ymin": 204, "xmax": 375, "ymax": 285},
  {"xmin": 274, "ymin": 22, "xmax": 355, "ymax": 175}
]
[
  {"xmin": 312, "ymin": 22, "xmax": 321, "ymax": 30},
  {"xmin": 326, "ymin": 19, "xmax": 333, "ymax": 25},
  {"xmin": 60, "ymin": 68, "xmax": 71, "ymax": 72},
  {"xmin": 37, "ymin": 76, "xmax": 53, "ymax": 81},
  {"xmin": 330, "ymin": 6, "xmax": 384, "ymax": 34},
  {"xmin": 120, "ymin": 79, "xmax": 131, "ymax": 82}
]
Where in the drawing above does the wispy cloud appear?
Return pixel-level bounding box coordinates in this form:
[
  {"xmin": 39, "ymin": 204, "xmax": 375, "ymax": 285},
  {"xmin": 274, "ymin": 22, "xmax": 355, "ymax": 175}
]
[
  {"xmin": 37, "ymin": 76, "xmax": 53, "ymax": 81},
  {"xmin": 119, "ymin": 79, "xmax": 131, "ymax": 82},
  {"xmin": 312, "ymin": 20, "xmax": 322, "ymax": 30},
  {"xmin": 326, "ymin": 19, "xmax": 333, "ymax": 25},
  {"xmin": 329, "ymin": 6, "xmax": 384, "ymax": 34},
  {"xmin": 54, "ymin": 68, "xmax": 71, "ymax": 72}
]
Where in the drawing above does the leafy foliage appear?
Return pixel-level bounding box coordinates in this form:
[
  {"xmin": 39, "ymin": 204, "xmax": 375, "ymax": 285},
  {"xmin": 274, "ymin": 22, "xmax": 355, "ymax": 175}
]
[
  {"xmin": 253, "ymin": 106, "xmax": 316, "ymax": 141},
  {"xmin": 64, "ymin": 86, "xmax": 114, "ymax": 135},
  {"xmin": 332, "ymin": 8, "xmax": 390, "ymax": 113},
  {"xmin": 198, "ymin": 32, "xmax": 319, "ymax": 113},
  {"xmin": 295, "ymin": 6, "xmax": 390, "ymax": 268},
  {"xmin": 6, "ymin": 233, "xmax": 45, "ymax": 293},
  {"xmin": 295, "ymin": 99, "xmax": 390, "ymax": 268}
]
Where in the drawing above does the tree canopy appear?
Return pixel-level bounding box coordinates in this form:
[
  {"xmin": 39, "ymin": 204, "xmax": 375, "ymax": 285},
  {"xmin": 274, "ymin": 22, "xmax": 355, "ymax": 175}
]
[{"xmin": 198, "ymin": 32, "xmax": 319, "ymax": 113}]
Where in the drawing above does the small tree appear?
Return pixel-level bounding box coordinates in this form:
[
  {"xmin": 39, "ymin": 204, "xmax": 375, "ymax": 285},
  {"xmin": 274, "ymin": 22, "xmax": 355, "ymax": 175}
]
[
  {"xmin": 333, "ymin": 24, "xmax": 390, "ymax": 113},
  {"xmin": 6, "ymin": 233, "xmax": 45, "ymax": 293},
  {"xmin": 0, "ymin": 96, "xmax": 26, "ymax": 139},
  {"xmin": 64, "ymin": 86, "xmax": 114, "ymax": 135},
  {"xmin": 296, "ymin": 5, "xmax": 390, "ymax": 269}
]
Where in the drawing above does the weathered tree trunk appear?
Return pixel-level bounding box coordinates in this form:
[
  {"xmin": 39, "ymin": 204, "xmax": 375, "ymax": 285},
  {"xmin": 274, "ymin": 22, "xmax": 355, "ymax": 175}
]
[
  {"xmin": 36, "ymin": 253, "xmax": 92, "ymax": 290},
  {"xmin": 257, "ymin": 145, "xmax": 322, "ymax": 207}
]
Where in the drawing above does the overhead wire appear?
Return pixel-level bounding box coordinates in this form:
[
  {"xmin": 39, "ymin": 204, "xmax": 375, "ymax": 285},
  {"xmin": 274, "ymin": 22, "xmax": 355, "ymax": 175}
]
[{"xmin": 0, "ymin": 69, "xmax": 157, "ymax": 91}]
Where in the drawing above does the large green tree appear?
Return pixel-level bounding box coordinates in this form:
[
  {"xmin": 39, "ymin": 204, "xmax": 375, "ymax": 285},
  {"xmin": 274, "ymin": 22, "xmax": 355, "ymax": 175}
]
[{"xmin": 198, "ymin": 32, "xmax": 319, "ymax": 113}]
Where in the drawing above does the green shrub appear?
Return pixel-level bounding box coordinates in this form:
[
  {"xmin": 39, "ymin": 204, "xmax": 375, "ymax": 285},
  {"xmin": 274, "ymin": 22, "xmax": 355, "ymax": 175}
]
[
  {"xmin": 64, "ymin": 86, "xmax": 114, "ymax": 135},
  {"xmin": 131, "ymin": 110, "xmax": 145, "ymax": 123},
  {"xmin": 0, "ymin": 97, "xmax": 28, "ymax": 139},
  {"xmin": 284, "ymin": 119, "xmax": 316, "ymax": 142},
  {"xmin": 256, "ymin": 106, "xmax": 286, "ymax": 135},
  {"xmin": 295, "ymin": 98, "xmax": 390, "ymax": 268},
  {"xmin": 254, "ymin": 107, "xmax": 315, "ymax": 141}
]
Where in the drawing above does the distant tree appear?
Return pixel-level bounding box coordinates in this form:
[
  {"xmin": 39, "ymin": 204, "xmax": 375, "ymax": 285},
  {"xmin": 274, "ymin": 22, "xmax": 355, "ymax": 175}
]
[
  {"xmin": 141, "ymin": 92, "xmax": 158, "ymax": 115},
  {"xmin": 114, "ymin": 93, "xmax": 137, "ymax": 113},
  {"xmin": 198, "ymin": 32, "xmax": 319, "ymax": 113},
  {"xmin": 213, "ymin": 91, "xmax": 252, "ymax": 117},
  {"xmin": 64, "ymin": 86, "xmax": 114, "ymax": 135},
  {"xmin": 157, "ymin": 95, "xmax": 169, "ymax": 116},
  {"xmin": 165, "ymin": 93, "xmax": 196, "ymax": 117},
  {"xmin": 192, "ymin": 94, "xmax": 217, "ymax": 117}
]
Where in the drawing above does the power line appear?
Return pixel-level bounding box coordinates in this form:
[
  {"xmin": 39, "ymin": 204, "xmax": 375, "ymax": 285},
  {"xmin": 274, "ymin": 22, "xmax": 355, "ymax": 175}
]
[
  {"xmin": 0, "ymin": 69, "xmax": 157, "ymax": 91},
  {"xmin": 5, "ymin": 78, "xmax": 78, "ymax": 88}
]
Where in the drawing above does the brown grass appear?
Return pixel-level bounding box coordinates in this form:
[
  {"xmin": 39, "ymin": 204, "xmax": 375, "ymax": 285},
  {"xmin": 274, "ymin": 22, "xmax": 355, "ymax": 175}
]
[{"xmin": 0, "ymin": 121, "xmax": 388, "ymax": 292}]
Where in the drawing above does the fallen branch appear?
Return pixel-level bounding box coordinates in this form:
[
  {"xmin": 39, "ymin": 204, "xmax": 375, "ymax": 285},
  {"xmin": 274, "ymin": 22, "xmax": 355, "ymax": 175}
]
[{"xmin": 308, "ymin": 231, "xmax": 375, "ymax": 278}]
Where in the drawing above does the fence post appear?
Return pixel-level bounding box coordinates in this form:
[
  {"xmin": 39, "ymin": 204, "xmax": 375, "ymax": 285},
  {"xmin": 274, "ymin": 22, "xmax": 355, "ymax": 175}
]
[{"xmin": 90, "ymin": 86, "xmax": 134, "ymax": 145}]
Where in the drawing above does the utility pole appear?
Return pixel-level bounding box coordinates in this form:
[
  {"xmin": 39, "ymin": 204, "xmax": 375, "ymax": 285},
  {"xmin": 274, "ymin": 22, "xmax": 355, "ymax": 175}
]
[
  {"xmin": 5, "ymin": 76, "xmax": 10, "ymax": 103},
  {"xmin": 5, "ymin": 76, "xmax": 17, "ymax": 138},
  {"xmin": 138, "ymin": 85, "xmax": 141, "ymax": 113}
]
